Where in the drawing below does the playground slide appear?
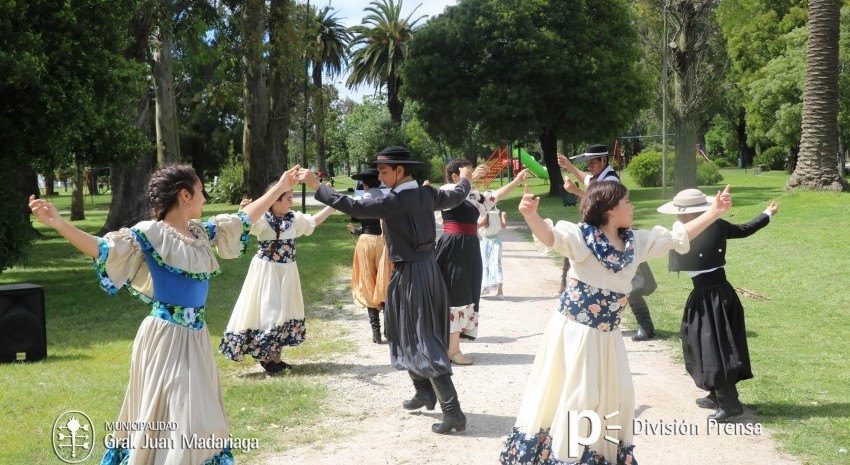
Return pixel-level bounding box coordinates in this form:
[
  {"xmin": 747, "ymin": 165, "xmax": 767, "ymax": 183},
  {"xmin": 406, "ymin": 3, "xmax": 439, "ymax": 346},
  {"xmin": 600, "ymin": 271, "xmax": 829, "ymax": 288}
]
[{"xmin": 512, "ymin": 148, "xmax": 549, "ymax": 179}]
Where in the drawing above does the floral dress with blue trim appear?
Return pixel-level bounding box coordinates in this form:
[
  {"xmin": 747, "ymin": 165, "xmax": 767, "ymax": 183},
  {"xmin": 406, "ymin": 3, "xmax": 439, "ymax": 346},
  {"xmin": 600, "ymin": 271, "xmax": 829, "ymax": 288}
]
[
  {"xmin": 500, "ymin": 219, "xmax": 690, "ymax": 465},
  {"xmin": 219, "ymin": 210, "xmax": 317, "ymax": 362},
  {"xmin": 94, "ymin": 213, "xmax": 250, "ymax": 465}
]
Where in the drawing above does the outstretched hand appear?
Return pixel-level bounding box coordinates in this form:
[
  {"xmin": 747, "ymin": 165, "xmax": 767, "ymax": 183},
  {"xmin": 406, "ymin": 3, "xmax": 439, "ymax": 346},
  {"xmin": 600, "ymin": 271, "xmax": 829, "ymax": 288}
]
[
  {"xmin": 514, "ymin": 168, "xmax": 529, "ymax": 184},
  {"xmin": 518, "ymin": 185, "xmax": 540, "ymax": 218},
  {"xmin": 563, "ymin": 178, "xmax": 583, "ymax": 196},
  {"xmin": 279, "ymin": 164, "xmax": 301, "ymax": 191},
  {"xmin": 28, "ymin": 195, "xmax": 62, "ymax": 228},
  {"xmin": 557, "ymin": 153, "xmax": 572, "ymax": 170},
  {"xmin": 297, "ymin": 168, "xmax": 320, "ymax": 189},
  {"xmin": 766, "ymin": 200, "xmax": 779, "ymax": 216},
  {"xmin": 711, "ymin": 185, "xmax": 732, "ymax": 215}
]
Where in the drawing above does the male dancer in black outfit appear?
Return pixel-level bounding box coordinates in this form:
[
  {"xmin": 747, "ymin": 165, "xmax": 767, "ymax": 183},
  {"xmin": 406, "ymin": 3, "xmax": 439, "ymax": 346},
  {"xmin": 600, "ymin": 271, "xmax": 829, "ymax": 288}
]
[{"xmin": 300, "ymin": 146, "xmax": 480, "ymax": 434}]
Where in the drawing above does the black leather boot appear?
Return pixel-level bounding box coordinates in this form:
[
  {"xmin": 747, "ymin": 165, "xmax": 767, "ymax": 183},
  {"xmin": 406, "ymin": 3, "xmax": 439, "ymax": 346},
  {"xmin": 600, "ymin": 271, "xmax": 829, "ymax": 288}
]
[
  {"xmin": 629, "ymin": 294, "xmax": 655, "ymax": 341},
  {"xmin": 696, "ymin": 390, "xmax": 718, "ymax": 409},
  {"xmin": 709, "ymin": 383, "xmax": 743, "ymax": 422},
  {"xmin": 403, "ymin": 371, "xmax": 436, "ymax": 411},
  {"xmin": 430, "ymin": 374, "xmax": 467, "ymax": 434},
  {"xmin": 367, "ymin": 308, "xmax": 383, "ymax": 344}
]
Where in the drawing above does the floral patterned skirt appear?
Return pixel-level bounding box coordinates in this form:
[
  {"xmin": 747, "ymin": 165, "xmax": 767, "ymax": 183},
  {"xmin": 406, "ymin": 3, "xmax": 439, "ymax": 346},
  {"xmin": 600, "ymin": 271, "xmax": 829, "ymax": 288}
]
[
  {"xmin": 500, "ymin": 311, "xmax": 638, "ymax": 464},
  {"xmin": 220, "ymin": 257, "xmax": 306, "ymax": 361}
]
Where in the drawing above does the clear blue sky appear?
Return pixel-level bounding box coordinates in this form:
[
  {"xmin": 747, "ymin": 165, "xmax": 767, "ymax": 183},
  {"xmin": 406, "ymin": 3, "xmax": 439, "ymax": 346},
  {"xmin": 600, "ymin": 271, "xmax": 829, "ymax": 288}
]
[{"xmin": 317, "ymin": 0, "xmax": 458, "ymax": 103}]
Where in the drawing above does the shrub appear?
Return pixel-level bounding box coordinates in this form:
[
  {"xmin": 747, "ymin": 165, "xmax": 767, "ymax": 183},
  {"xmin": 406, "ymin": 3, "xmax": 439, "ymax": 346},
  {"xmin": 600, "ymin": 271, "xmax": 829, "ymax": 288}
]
[
  {"xmin": 755, "ymin": 147, "xmax": 787, "ymax": 171},
  {"xmin": 208, "ymin": 160, "xmax": 244, "ymax": 204},
  {"xmin": 696, "ymin": 159, "xmax": 723, "ymax": 185},
  {"xmin": 627, "ymin": 151, "xmax": 673, "ymax": 187},
  {"xmin": 628, "ymin": 151, "xmax": 723, "ymax": 187},
  {"xmin": 714, "ymin": 157, "xmax": 733, "ymax": 168}
]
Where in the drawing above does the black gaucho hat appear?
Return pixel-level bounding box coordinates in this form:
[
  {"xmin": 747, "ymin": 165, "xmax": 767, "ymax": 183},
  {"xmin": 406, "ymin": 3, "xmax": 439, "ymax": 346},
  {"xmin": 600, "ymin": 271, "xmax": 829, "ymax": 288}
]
[
  {"xmin": 369, "ymin": 146, "xmax": 424, "ymax": 165},
  {"xmin": 570, "ymin": 144, "xmax": 609, "ymax": 163},
  {"xmin": 351, "ymin": 168, "xmax": 380, "ymax": 182}
]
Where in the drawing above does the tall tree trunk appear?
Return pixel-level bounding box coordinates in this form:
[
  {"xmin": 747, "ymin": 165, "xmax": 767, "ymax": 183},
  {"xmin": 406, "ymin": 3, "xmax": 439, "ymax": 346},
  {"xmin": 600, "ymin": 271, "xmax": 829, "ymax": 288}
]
[
  {"xmin": 673, "ymin": 116, "xmax": 698, "ymax": 190},
  {"xmin": 268, "ymin": 0, "xmax": 292, "ymax": 177},
  {"xmin": 44, "ymin": 171, "xmax": 55, "ymax": 196},
  {"xmin": 539, "ymin": 128, "xmax": 564, "ymax": 198},
  {"xmin": 242, "ymin": 0, "xmax": 271, "ymax": 198},
  {"xmin": 313, "ymin": 65, "xmax": 327, "ymax": 174},
  {"xmin": 668, "ymin": 0, "xmax": 719, "ymax": 190},
  {"xmin": 152, "ymin": 7, "xmax": 180, "ymax": 165},
  {"xmin": 735, "ymin": 110, "xmax": 755, "ymax": 168},
  {"xmin": 70, "ymin": 156, "xmax": 86, "ymax": 221},
  {"xmin": 387, "ymin": 74, "xmax": 403, "ymax": 125},
  {"xmin": 787, "ymin": 0, "xmax": 848, "ymax": 191},
  {"xmin": 101, "ymin": 8, "xmax": 156, "ymax": 234}
]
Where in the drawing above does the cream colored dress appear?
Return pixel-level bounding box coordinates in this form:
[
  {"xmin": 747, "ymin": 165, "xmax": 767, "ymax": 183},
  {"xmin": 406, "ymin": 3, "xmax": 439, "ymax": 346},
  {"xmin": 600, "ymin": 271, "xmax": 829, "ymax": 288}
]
[
  {"xmin": 500, "ymin": 219, "xmax": 689, "ymax": 465},
  {"xmin": 219, "ymin": 211, "xmax": 316, "ymax": 362},
  {"xmin": 95, "ymin": 213, "xmax": 249, "ymax": 465}
]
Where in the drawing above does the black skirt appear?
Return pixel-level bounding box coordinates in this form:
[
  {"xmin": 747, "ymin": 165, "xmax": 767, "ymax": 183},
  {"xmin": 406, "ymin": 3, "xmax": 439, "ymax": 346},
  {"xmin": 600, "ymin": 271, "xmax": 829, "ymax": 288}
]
[
  {"xmin": 384, "ymin": 260, "xmax": 453, "ymax": 379},
  {"xmin": 681, "ymin": 268, "xmax": 753, "ymax": 390},
  {"xmin": 435, "ymin": 233, "xmax": 483, "ymax": 308}
]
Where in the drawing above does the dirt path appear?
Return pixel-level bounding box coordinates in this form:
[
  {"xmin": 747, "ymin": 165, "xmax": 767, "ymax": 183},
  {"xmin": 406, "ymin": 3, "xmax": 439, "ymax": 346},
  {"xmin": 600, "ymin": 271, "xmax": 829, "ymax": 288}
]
[{"xmin": 259, "ymin": 226, "xmax": 799, "ymax": 465}]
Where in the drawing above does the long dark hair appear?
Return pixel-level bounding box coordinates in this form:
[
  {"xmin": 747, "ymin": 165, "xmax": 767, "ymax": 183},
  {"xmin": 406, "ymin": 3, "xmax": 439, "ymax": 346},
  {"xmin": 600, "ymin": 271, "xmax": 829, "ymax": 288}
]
[
  {"xmin": 148, "ymin": 164, "xmax": 200, "ymax": 220},
  {"xmin": 579, "ymin": 180, "xmax": 628, "ymax": 228}
]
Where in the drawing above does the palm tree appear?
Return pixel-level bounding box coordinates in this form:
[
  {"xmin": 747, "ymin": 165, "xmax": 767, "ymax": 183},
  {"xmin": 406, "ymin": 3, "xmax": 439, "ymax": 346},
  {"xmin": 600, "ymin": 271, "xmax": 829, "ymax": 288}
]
[
  {"xmin": 347, "ymin": 0, "xmax": 425, "ymax": 125},
  {"xmin": 787, "ymin": 0, "xmax": 848, "ymax": 191},
  {"xmin": 309, "ymin": 5, "xmax": 351, "ymax": 175}
]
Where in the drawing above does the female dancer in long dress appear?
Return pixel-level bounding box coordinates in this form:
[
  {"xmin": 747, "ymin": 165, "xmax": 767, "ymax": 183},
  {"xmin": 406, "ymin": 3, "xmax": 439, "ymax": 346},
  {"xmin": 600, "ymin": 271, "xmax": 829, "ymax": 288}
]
[
  {"xmin": 29, "ymin": 163, "xmax": 301, "ymax": 464},
  {"xmin": 500, "ymin": 182, "xmax": 731, "ymax": 465},
  {"xmin": 219, "ymin": 187, "xmax": 334, "ymax": 372},
  {"xmin": 436, "ymin": 161, "xmax": 527, "ymax": 365},
  {"xmin": 346, "ymin": 168, "xmax": 392, "ymax": 344}
]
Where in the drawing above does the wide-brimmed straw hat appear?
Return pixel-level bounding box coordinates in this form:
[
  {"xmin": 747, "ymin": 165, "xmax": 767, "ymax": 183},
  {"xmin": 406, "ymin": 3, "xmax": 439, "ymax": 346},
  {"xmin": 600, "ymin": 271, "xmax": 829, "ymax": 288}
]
[
  {"xmin": 351, "ymin": 168, "xmax": 379, "ymax": 181},
  {"xmin": 570, "ymin": 144, "xmax": 609, "ymax": 164},
  {"xmin": 657, "ymin": 188, "xmax": 714, "ymax": 214},
  {"xmin": 369, "ymin": 146, "xmax": 424, "ymax": 165}
]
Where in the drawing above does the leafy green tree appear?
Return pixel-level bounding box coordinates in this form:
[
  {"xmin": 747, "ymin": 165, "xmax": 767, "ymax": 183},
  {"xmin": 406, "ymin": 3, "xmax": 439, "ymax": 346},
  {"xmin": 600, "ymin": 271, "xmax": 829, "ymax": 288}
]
[
  {"xmin": 788, "ymin": 0, "xmax": 849, "ymax": 190},
  {"xmin": 347, "ymin": 0, "xmax": 426, "ymax": 125},
  {"xmin": 238, "ymin": 0, "xmax": 304, "ymax": 197},
  {"xmin": 0, "ymin": 0, "xmax": 148, "ymax": 270},
  {"xmin": 716, "ymin": 0, "xmax": 806, "ymax": 168},
  {"xmin": 744, "ymin": 27, "xmax": 806, "ymax": 154},
  {"xmin": 661, "ymin": 1, "xmax": 729, "ymax": 190},
  {"xmin": 403, "ymin": 0, "xmax": 650, "ymax": 197},
  {"xmin": 308, "ymin": 6, "xmax": 351, "ymax": 175}
]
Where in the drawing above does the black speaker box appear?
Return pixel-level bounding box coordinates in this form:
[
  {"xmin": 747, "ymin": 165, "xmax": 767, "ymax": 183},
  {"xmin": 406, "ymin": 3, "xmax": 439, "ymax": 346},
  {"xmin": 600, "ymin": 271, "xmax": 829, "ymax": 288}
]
[{"xmin": 0, "ymin": 283, "xmax": 46, "ymax": 363}]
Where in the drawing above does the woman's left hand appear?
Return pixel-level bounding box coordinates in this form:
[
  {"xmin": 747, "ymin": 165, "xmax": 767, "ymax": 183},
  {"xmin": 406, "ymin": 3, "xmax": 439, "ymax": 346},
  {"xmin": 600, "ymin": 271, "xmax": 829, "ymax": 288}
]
[
  {"xmin": 28, "ymin": 195, "xmax": 62, "ymax": 228},
  {"xmin": 712, "ymin": 185, "xmax": 732, "ymax": 215}
]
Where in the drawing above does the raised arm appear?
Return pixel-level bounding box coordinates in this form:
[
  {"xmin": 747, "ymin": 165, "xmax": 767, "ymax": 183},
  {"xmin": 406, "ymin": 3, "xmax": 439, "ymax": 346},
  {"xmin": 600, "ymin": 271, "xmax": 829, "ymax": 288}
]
[
  {"xmin": 518, "ymin": 186, "xmax": 554, "ymax": 247},
  {"xmin": 29, "ymin": 195, "xmax": 100, "ymax": 257},
  {"xmin": 311, "ymin": 205, "xmax": 336, "ymax": 227},
  {"xmin": 493, "ymin": 169, "xmax": 529, "ymax": 201},
  {"xmin": 558, "ymin": 153, "xmax": 589, "ymax": 183},
  {"xmin": 683, "ymin": 185, "xmax": 733, "ymax": 240},
  {"xmin": 241, "ymin": 164, "xmax": 300, "ymax": 223}
]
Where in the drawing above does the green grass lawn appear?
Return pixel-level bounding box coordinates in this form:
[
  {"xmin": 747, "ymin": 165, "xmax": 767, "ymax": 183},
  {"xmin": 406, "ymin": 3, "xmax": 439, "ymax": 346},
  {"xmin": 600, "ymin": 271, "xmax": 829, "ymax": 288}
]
[
  {"xmin": 3, "ymin": 170, "xmax": 848, "ymax": 464},
  {"xmin": 496, "ymin": 168, "xmax": 850, "ymax": 465},
  {"xmin": 0, "ymin": 195, "xmax": 355, "ymax": 464}
]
